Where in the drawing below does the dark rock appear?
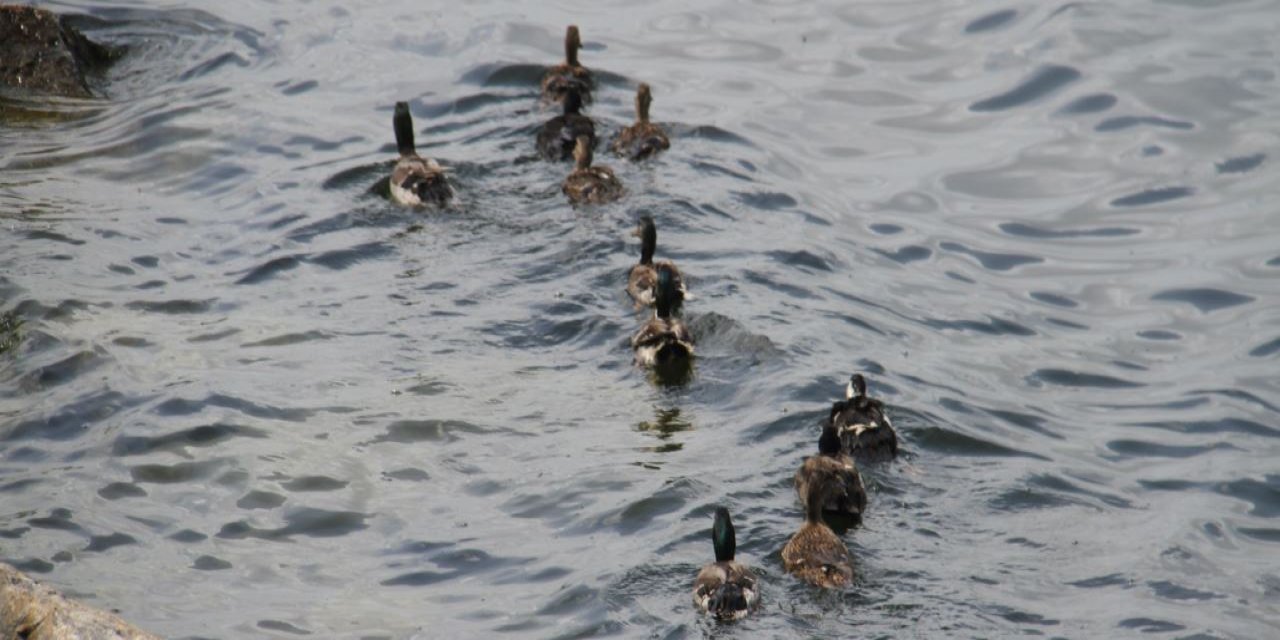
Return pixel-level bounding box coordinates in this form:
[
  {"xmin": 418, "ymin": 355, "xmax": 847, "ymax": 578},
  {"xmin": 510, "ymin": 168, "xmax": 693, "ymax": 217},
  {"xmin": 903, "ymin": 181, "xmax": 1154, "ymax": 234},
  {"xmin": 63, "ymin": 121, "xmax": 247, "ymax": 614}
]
[
  {"xmin": 0, "ymin": 561, "xmax": 161, "ymax": 639},
  {"xmin": 0, "ymin": 5, "xmax": 115, "ymax": 98}
]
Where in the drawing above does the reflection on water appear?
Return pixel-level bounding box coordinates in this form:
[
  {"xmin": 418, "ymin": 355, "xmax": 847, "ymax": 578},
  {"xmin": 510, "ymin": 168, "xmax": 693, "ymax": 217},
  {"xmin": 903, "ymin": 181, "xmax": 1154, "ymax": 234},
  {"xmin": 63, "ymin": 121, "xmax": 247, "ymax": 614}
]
[{"xmin": 2, "ymin": 0, "xmax": 1279, "ymax": 638}]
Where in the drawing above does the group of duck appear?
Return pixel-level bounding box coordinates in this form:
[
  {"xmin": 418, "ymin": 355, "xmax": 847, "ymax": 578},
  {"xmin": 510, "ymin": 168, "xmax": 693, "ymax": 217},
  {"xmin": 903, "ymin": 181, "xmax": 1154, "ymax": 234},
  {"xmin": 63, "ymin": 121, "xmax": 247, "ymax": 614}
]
[
  {"xmin": 385, "ymin": 24, "xmax": 665, "ymax": 208},
  {"xmin": 381, "ymin": 25, "xmax": 900, "ymax": 621}
]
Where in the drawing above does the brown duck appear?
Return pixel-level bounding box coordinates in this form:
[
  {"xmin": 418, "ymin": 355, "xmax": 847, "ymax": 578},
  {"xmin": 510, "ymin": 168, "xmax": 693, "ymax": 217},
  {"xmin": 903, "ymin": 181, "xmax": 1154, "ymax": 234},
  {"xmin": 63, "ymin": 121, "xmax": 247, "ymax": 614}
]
[
  {"xmin": 562, "ymin": 135, "xmax": 623, "ymax": 205},
  {"xmin": 388, "ymin": 101, "xmax": 452, "ymax": 207},
  {"xmin": 626, "ymin": 215, "xmax": 686, "ymax": 311},
  {"xmin": 782, "ymin": 476, "xmax": 855, "ymax": 588},
  {"xmin": 794, "ymin": 420, "xmax": 867, "ymax": 525},
  {"xmin": 833, "ymin": 374, "xmax": 898, "ymax": 462},
  {"xmin": 541, "ymin": 25, "xmax": 592, "ymax": 104},
  {"xmin": 612, "ymin": 83, "xmax": 670, "ymax": 161}
]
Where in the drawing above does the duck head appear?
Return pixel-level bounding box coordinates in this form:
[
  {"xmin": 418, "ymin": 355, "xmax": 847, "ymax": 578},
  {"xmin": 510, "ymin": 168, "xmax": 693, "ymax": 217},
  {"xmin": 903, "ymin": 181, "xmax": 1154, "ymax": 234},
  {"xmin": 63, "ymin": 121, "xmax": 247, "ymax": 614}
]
[
  {"xmin": 634, "ymin": 215, "xmax": 656, "ymax": 264},
  {"xmin": 712, "ymin": 507, "xmax": 736, "ymax": 563},
  {"xmin": 636, "ymin": 83, "xmax": 653, "ymax": 123},
  {"xmin": 846, "ymin": 373, "xmax": 867, "ymax": 400},
  {"xmin": 572, "ymin": 134, "xmax": 593, "ymax": 170},
  {"xmin": 565, "ymin": 25, "xmax": 582, "ymax": 66},
  {"xmin": 393, "ymin": 101, "xmax": 415, "ymax": 156}
]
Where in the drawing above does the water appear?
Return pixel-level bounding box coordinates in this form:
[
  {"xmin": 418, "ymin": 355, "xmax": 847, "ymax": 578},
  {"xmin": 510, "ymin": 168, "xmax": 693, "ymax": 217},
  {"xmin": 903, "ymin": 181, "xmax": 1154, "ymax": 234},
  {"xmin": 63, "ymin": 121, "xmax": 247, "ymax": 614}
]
[{"xmin": 2, "ymin": 0, "xmax": 1278, "ymax": 637}]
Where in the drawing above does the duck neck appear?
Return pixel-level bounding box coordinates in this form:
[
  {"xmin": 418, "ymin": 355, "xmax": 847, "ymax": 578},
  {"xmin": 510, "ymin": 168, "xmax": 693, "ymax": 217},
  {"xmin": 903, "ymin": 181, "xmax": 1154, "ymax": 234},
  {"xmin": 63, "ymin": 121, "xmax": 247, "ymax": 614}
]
[
  {"xmin": 565, "ymin": 31, "xmax": 580, "ymax": 66},
  {"xmin": 637, "ymin": 91, "xmax": 651, "ymax": 124},
  {"xmin": 394, "ymin": 105, "xmax": 415, "ymax": 156},
  {"xmin": 639, "ymin": 222, "xmax": 656, "ymax": 265}
]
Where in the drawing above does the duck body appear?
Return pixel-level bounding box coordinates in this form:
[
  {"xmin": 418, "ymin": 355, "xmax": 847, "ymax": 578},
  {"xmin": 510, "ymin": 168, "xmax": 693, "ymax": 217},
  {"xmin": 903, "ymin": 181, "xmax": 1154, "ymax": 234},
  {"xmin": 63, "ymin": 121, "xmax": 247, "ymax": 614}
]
[
  {"xmin": 541, "ymin": 25, "xmax": 593, "ymax": 104},
  {"xmin": 537, "ymin": 89, "xmax": 595, "ymax": 161},
  {"xmin": 782, "ymin": 479, "xmax": 855, "ymax": 588},
  {"xmin": 389, "ymin": 102, "xmax": 452, "ymax": 207},
  {"xmin": 834, "ymin": 374, "xmax": 898, "ymax": 462},
  {"xmin": 794, "ymin": 423, "xmax": 867, "ymax": 525},
  {"xmin": 632, "ymin": 263, "xmax": 693, "ymax": 368},
  {"xmin": 626, "ymin": 216, "xmax": 686, "ymax": 310},
  {"xmin": 613, "ymin": 83, "xmax": 670, "ymax": 161},
  {"xmin": 562, "ymin": 135, "xmax": 623, "ymax": 205},
  {"xmin": 692, "ymin": 508, "xmax": 760, "ymax": 620}
]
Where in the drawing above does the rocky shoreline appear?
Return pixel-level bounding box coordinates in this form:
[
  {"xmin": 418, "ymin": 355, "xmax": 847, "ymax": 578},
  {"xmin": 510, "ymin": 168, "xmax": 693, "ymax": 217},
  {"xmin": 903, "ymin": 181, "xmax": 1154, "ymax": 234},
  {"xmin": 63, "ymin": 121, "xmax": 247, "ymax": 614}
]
[
  {"xmin": 1, "ymin": 562, "xmax": 159, "ymax": 640},
  {"xmin": 0, "ymin": 5, "xmax": 115, "ymax": 98}
]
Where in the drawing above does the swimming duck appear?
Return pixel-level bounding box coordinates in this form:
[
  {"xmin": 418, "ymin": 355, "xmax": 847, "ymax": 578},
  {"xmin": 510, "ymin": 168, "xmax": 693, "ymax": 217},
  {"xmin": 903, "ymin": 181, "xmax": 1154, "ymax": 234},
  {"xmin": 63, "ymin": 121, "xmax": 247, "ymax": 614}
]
[
  {"xmin": 692, "ymin": 507, "xmax": 760, "ymax": 620},
  {"xmin": 626, "ymin": 215, "xmax": 686, "ymax": 311},
  {"xmin": 631, "ymin": 263, "xmax": 693, "ymax": 367},
  {"xmin": 537, "ymin": 88, "xmax": 595, "ymax": 162},
  {"xmin": 612, "ymin": 83, "xmax": 670, "ymax": 161},
  {"xmin": 833, "ymin": 374, "xmax": 898, "ymax": 462},
  {"xmin": 389, "ymin": 101, "xmax": 452, "ymax": 207},
  {"xmin": 781, "ymin": 478, "xmax": 855, "ymax": 589},
  {"xmin": 794, "ymin": 420, "xmax": 867, "ymax": 525},
  {"xmin": 562, "ymin": 135, "xmax": 624, "ymax": 205},
  {"xmin": 541, "ymin": 25, "xmax": 593, "ymax": 104}
]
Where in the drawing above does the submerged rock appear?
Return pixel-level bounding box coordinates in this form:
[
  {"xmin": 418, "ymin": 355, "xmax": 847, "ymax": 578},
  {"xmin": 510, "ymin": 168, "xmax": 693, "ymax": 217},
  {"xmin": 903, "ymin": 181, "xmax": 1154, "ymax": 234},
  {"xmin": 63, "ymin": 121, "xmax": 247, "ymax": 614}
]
[
  {"xmin": 0, "ymin": 5, "xmax": 114, "ymax": 98},
  {"xmin": 0, "ymin": 562, "xmax": 161, "ymax": 640}
]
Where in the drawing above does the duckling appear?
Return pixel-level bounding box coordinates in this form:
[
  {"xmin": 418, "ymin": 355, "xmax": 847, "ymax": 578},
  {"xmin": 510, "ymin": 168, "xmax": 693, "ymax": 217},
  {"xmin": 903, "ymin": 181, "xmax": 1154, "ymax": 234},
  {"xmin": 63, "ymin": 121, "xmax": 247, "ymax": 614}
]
[
  {"xmin": 781, "ymin": 478, "xmax": 855, "ymax": 589},
  {"xmin": 833, "ymin": 374, "xmax": 898, "ymax": 462},
  {"xmin": 389, "ymin": 101, "xmax": 452, "ymax": 207},
  {"xmin": 562, "ymin": 135, "xmax": 624, "ymax": 205},
  {"xmin": 692, "ymin": 507, "xmax": 760, "ymax": 620},
  {"xmin": 537, "ymin": 88, "xmax": 595, "ymax": 162},
  {"xmin": 631, "ymin": 263, "xmax": 693, "ymax": 367},
  {"xmin": 541, "ymin": 25, "xmax": 593, "ymax": 104},
  {"xmin": 626, "ymin": 215, "xmax": 686, "ymax": 311},
  {"xmin": 794, "ymin": 421, "xmax": 867, "ymax": 525},
  {"xmin": 612, "ymin": 83, "xmax": 670, "ymax": 161}
]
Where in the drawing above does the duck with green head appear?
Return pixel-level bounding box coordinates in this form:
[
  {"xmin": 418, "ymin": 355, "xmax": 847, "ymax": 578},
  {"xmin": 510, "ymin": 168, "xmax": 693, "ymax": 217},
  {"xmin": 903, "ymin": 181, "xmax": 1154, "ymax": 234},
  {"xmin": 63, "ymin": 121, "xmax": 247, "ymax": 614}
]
[
  {"xmin": 833, "ymin": 373, "xmax": 898, "ymax": 462},
  {"xmin": 541, "ymin": 25, "xmax": 593, "ymax": 104},
  {"xmin": 794, "ymin": 420, "xmax": 867, "ymax": 526},
  {"xmin": 627, "ymin": 215, "xmax": 686, "ymax": 310},
  {"xmin": 562, "ymin": 135, "xmax": 623, "ymax": 205},
  {"xmin": 613, "ymin": 83, "xmax": 670, "ymax": 161},
  {"xmin": 692, "ymin": 507, "xmax": 760, "ymax": 620},
  {"xmin": 388, "ymin": 101, "xmax": 452, "ymax": 207},
  {"xmin": 631, "ymin": 263, "xmax": 693, "ymax": 367},
  {"xmin": 537, "ymin": 87, "xmax": 595, "ymax": 162},
  {"xmin": 782, "ymin": 478, "xmax": 855, "ymax": 588}
]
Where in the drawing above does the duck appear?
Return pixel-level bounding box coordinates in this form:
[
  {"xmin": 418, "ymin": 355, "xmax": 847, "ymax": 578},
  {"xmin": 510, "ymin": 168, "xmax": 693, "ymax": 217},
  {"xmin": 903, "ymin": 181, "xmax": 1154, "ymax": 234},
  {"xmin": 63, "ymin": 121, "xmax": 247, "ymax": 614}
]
[
  {"xmin": 388, "ymin": 101, "xmax": 452, "ymax": 207},
  {"xmin": 833, "ymin": 374, "xmax": 898, "ymax": 462},
  {"xmin": 631, "ymin": 263, "xmax": 693, "ymax": 367},
  {"xmin": 692, "ymin": 507, "xmax": 760, "ymax": 620},
  {"xmin": 562, "ymin": 135, "xmax": 624, "ymax": 205},
  {"xmin": 781, "ymin": 477, "xmax": 855, "ymax": 589},
  {"xmin": 537, "ymin": 87, "xmax": 595, "ymax": 162},
  {"xmin": 626, "ymin": 215, "xmax": 686, "ymax": 311},
  {"xmin": 541, "ymin": 25, "xmax": 593, "ymax": 104},
  {"xmin": 612, "ymin": 83, "xmax": 670, "ymax": 161},
  {"xmin": 794, "ymin": 420, "xmax": 867, "ymax": 526}
]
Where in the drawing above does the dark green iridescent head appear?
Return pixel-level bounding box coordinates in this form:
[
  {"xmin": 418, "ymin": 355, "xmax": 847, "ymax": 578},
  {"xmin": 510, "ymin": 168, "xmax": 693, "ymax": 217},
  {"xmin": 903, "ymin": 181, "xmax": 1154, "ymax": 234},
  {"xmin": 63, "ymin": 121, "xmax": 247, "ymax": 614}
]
[{"xmin": 712, "ymin": 507, "xmax": 735, "ymax": 563}]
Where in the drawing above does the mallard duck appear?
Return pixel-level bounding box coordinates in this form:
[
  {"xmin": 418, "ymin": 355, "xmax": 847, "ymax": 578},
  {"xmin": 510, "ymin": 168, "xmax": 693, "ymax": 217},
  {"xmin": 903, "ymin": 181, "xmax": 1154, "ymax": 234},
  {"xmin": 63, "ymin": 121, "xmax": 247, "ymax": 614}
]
[
  {"xmin": 782, "ymin": 477, "xmax": 855, "ymax": 589},
  {"xmin": 626, "ymin": 215, "xmax": 686, "ymax": 311},
  {"xmin": 389, "ymin": 101, "xmax": 452, "ymax": 207},
  {"xmin": 794, "ymin": 421, "xmax": 867, "ymax": 525},
  {"xmin": 562, "ymin": 135, "xmax": 624, "ymax": 205},
  {"xmin": 833, "ymin": 374, "xmax": 898, "ymax": 461},
  {"xmin": 612, "ymin": 83, "xmax": 671, "ymax": 161},
  {"xmin": 541, "ymin": 25, "xmax": 593, "ymax": 104},
  {"xmin": 631, "ymin": 263, "xmax": 693, "ymax": 367},
  {"xmin": 692, "ymin": 507, "xmax": 760, "ymax": 620},
  {"xmin": 537, "ymin": 88, "xmax": 595, "ymax": 161}
]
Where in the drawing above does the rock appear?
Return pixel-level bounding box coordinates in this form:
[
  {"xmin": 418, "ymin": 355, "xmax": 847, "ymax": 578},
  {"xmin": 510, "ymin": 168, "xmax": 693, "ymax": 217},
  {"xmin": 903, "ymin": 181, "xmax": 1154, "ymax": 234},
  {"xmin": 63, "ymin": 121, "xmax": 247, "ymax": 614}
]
[
  {"xmin": 0, "ymin": 562, "xmax": 162, "ymax": 640},
  {"xmin": 0, "ymin": 5, "xmax": 115, "ymax": 98}
]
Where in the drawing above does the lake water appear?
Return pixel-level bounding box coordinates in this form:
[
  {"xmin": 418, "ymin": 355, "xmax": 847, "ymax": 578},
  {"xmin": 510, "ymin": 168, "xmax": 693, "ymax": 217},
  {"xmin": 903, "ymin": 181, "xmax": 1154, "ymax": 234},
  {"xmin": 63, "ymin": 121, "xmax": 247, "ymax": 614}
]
[{"xmin": 2, "ymin": 0, "xmax": 1278, "ymax": 637}]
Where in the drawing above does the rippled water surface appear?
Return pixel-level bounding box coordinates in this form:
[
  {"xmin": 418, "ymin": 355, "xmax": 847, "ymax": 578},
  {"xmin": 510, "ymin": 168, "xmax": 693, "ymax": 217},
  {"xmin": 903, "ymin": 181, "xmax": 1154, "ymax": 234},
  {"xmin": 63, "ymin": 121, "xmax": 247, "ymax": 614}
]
[{"xmin": 2, "ymin": 0, "xmax": 1279, "ymax": 637}]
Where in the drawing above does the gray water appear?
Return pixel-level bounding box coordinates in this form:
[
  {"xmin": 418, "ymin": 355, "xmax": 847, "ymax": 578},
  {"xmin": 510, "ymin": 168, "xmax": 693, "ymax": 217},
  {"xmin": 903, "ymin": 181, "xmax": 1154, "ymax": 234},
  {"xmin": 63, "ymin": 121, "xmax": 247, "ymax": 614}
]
[{"xmin": 2, "ymin": 0, "xmax": 1278, "ymax": 637}]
